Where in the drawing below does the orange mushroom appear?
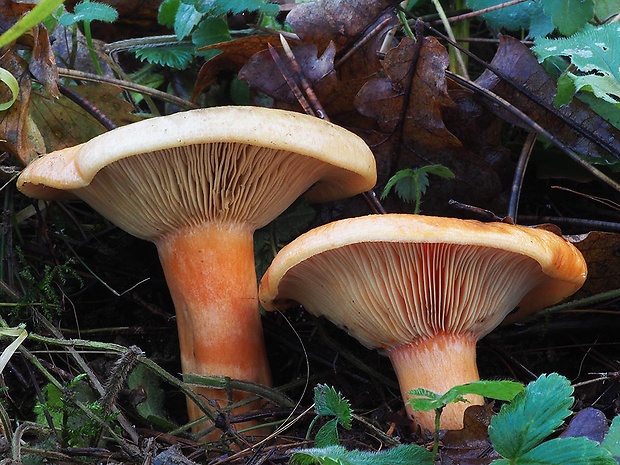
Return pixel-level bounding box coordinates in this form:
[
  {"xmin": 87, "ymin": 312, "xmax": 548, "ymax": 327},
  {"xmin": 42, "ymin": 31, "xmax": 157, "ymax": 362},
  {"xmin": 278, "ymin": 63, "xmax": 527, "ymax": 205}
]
[
  {"xmin": 259, "ymin": 214, "xmax": 587, "ymax": 431},
  {"xmin": 17, "ymin": 106, "xmax": 377, "ymax": 435}
]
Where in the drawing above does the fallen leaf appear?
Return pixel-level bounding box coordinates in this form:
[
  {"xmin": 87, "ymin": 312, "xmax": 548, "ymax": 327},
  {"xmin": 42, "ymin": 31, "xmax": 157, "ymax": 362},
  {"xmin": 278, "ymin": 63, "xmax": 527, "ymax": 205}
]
[
  {"xmin": 0, "ymin": 50, "xmax": 43, "ymax": 164},
  {"xmin": 475, "ymin": 35, "xmax": 620, "ymax": 166},
  {"xmin": 355, "ymin": 37, "xmax": 503, "ymax": 214},
  {"xmin": 192, "ymin": 35, "xmax": 285, "ymax": 102},
  {"xmin": 239, "ymin": 42, "xmax": 338, "ymax": 107},
  {"xmin": 29, "ymin": 25, "xmax": 59, "ymax": 99},
  {"xmin": 29, "ymin": 84, "xmax": 141, "ymax": 155},
  {"xmin": 286, "ymin": 0, "xmax": 393, "ymax": 52},
  {"xmin": 439, "ymin": 404, "xmax": 501, "ymax": 465},
  {"xmin": 569, "ymin": 231, "xmax": 620, "ymax": 297}
]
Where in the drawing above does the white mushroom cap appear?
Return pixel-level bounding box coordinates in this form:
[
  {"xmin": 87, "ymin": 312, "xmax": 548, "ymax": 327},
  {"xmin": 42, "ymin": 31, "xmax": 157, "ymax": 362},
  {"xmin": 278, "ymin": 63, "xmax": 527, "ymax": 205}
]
[
  {"xmin": 259, "ymin": 214, "xmax": 587, "ymax": 351},
  {"xmin": 17, "ymin": 106, "xmax": 377, "ymax": 240}
]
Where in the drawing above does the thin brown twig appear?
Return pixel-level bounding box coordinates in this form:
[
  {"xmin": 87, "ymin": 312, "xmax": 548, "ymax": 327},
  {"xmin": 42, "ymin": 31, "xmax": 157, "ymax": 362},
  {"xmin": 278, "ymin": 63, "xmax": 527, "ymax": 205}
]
[
  {"xmin": 267, "ymin": 44, "xmax": 315, "ymax": 116},
  {"xmin": 432, "ymin": 0, "xmax": 531, "ymax": 23},
  {"xmin": 270, "ymin": 37, "xmax": 387, "ymax": 214},
  {"xmin": 507, "ymin": 130, "xmax": 537, "ymax": 222}
]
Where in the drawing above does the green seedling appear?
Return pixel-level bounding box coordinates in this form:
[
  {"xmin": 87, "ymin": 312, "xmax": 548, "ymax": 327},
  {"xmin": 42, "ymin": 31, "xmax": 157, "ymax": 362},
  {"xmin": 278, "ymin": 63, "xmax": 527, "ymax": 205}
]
[
  {"xmin": 59, "ymin": 0, "xmax": 119, "ymax": 75},
  {"xmin": 381, "ymin": 164, "xmax": 455, "ymax": 213},
  {"xmin": 291, "ymin": 384, "xmax": 433, "ymax": 465},
  {"xmin": 409, "ymin": 379, "xmax": 524, "ymax": 457}
]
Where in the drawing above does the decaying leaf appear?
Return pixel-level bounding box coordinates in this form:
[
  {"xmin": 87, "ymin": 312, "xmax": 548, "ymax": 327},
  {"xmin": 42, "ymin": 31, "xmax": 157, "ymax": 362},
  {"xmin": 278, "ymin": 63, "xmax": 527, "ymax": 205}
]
[
  {"xmin": 475, "ymin": 35, "xmax": 620, "ymax": 166},
  {"xmin": 193, "ymin": 35, "xmax": 285, "ymax": 101},
  {"xmin": 286, "ymin": 0, "xmax": 393, "ymax": 52},
  {"xmin": 239, "ymin": 42, "xmax": 338, "ymax": 107},
  {"xmin": 0, "ymin": 50, "xmax": 44, "ymax": 165},
  {"xmin": 570, "ymin": 231, "xmax": 620, "ymax": 296},
  {"xmin": 355, "ymin": 37, "xmax": 504, "ymax": 214},
  {"xmin": 29, "ymin": 84, "xmax": 142, "ymax": 155}
]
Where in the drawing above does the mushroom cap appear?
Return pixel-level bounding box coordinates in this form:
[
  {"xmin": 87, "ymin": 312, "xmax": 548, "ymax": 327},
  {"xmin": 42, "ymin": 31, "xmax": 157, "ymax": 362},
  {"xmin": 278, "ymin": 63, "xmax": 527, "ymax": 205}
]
[
  {"xmin": 17, "ymin": 106, "xmax": 376, "ymax": 240},
  {"xmin": 259, "ymin": 214, "xmax": 587, "ymax": 351}
]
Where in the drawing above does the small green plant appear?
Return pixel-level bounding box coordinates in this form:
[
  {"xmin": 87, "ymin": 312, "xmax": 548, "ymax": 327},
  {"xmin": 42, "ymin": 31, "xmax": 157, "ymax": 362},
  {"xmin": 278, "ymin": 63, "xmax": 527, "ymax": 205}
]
[
  {"xmin": 34, "ymin": 373, "xmax": 117, "ymax": 448},
  {"xmin": 290, "ymin": 384, "xmax": 433, "ymax": 465},
  {"xmin": 408, "ymin": 374, "xmax": 620, "ymax": 464},
  {"xmin": 409, "ymin": 379, "xmax": 524, "ymax": 457},
  {"xmin": 381, "ymin": 164, "xmax": 455, "ymax": 213},
  {"xmin": 15, "ymin": 253, "xmax": 83, "ymax": 321},
  {"xmin": 58, "ymin": 0, "xmax": 119, "ymax": 75}
]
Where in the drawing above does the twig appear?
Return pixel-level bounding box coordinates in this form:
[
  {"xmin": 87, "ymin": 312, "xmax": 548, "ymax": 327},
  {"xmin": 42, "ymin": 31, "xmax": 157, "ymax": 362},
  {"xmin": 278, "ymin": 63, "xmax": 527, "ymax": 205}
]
[
  {"xmin": 518, "ymin": 215, "xmax": 620, "ymax": 232},
  {"xmin": 507, "ymin": 130, "xmax": 537, "ymax": 221},
  {"xmin": 59, "ymin": 84, "xmax": 117, "ymax": 130},
  {"xmin": 58, "ymin": 67, "xmax": 199, "ymax": 110},
  {"xmin": 445, "ymin": 71, "xmax": 620, "ymax": 193},
  {"xmin": 270, "ymin": 36, "xmax": 387, "ymax": 214}
]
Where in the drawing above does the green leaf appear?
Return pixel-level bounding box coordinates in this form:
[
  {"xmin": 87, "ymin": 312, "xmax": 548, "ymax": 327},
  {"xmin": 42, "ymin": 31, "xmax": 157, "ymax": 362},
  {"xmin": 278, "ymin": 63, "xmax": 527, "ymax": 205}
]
[
  {"xmin": 465, "ymin": 0, "xmax": 554, "ymax": 38},
  {"xmin": 158, "ymin": 0, "xmax": 180, "ymax": 28},
  {"xmin": 601, "ymin": 416, "xmax": 620, "ymax": 458},
  {"xmin": 408, "ymin": 388, "xmax": 445, "ymax": 412},
  {"xmin": 174, "ymin": 2, "xmax": 202, "ymax": 39},
  {"xmin": 314, "ymin": 385, "xmax": 352, "ymax": 429},
  {"xmin": 516, "ymin": 437, "xmax": 616, "ymax": 465},
  {"xmin": 533, "ymin": 24, "xmax": 620, "ymax": 106},
  {"xmin": 290, "ymin": 444, "xmax": 434, "ymax": 465},
  {"xmin": 408, "ymin": 381, "xmax": 523, "ymax": 412},
  {"xmin": 315, "ymin": 418, "xmax": 340, "ymax": 448},
  {"xmin": 59, "ymin": 1, "xmax": 119, "ymax": 26},
  {"xmin": 186, "ymin": 0, "xmax": 279, "ymax": 16},
  {"xmin": 489, "ymin": 373, "xmax": 574, "ymax": 460},
  {"xmin": 134, "ymin": 43, "xmax": 195, "ymax": 69},
  {"xmin": 191, "ymin": 16, "xmax": 231, "ymax": 49},
  {"xmin": 0, "ymin": 67, "xmax": 19, "ymax": 111},
  {"xmin": 541, "ymin": 0, "xmax": 594, "ymax": 36},
  {"xmin": 446, "ymin": 380, "xmax": 524, "ymax": 402},
  {"xmin": 381, "ymin": 168, "xmax": 415, "ymax": 201},
  {"xmin": 0, "ymin": 0, "xmax": 65, "ymax": 48}
]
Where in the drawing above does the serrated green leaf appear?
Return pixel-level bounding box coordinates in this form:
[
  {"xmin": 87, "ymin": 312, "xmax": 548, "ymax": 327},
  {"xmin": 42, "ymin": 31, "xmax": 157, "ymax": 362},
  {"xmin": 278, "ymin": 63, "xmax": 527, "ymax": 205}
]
[
  {"xmin": 314, "ymin": 385, "xmax": 352, "ymax": 429},
  {"xmin": 134, "ymin": 43, "xmax": 195, "ymax": 69},
  {"xmin": 602, "ymin": 416, "xmax": 620, "ymax": 458},
  {"xmin": 380, "ymin": 168, "xmax": 414, "ymax": 200},
  {"xmin": 417, "ymin": 164, "xmax": 456, "ymax": 179},
  {"xmin": 489, "ymin": 374, "xmax": 574, "ymax": 460},
  {"xmin": 290, "ymin": 444, "xmax": 434, "ymax": 465},
  {"xmin": 59, "ymin": 1, "xmax": 118, "ymax": 26},
  {"xmin": 533, "ymin": 24, "xmax": 620, "ymax": 106},
  {"xmin": 516, "ymin": 437, "xmax": 616, "ymax": 465},
  {"xmin": 186, "ymin": 0, "xmax": 278, "ymax": 16},
  {"xmin": 315, "ymin": 418, "xmax": 340, "ymax": 448},
  {"xmin": 408, "ymin": 388, "xmax": 445, "ymax": 412},
  {"xmin": 541, "ymin": 0, "xmax": 594, "ymax": 36}
]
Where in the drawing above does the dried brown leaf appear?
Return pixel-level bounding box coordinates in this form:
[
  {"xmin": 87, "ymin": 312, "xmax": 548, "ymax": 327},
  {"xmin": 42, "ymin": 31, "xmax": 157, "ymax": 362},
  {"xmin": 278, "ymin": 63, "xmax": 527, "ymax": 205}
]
[
  {"xmin": 286, "ymin": 0, "xmax": 392, "ymax": 52},
  {"xmin": 570, "ymin": 231, "xmax": 620, "ymax": 296},
  {"xmin": 475, "ymin": 35, "xmax": 620, "ymax": 165},
  {"xmin": 0, "ymin": 50, "xmax": 44, "ymax": 165},
  {"xmin": 29, "ymin": 84, "xmax": 141, "ymax": 154}
]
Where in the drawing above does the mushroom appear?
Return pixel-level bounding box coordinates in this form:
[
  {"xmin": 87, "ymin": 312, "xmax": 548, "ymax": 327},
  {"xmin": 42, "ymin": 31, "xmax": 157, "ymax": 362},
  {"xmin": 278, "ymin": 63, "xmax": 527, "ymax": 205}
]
[
  {"xmin": 259, "ymin": 214, "xmax": 587, "ymax": 431},
  {"xmin": 17, "ymin": 106, "xmax": 377, "ymax": 435}
]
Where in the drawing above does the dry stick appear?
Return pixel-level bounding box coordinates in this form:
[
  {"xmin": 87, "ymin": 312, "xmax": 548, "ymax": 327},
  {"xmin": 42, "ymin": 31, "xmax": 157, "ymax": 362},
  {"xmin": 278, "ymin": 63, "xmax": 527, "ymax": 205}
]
[
  {"xmin": 434, "ymin": 0, "xmax": 531, "ymax": 23},
  {"xmin": 59, "ymin": 84, "xmax": 117, "ymax": 131},
  {"xmin": 272, "ymin": 37, "xmax": 387, "ymax": 214},
  {"xmin": 507, "ymin": 130, "xmax": 537, "ymax": 222},
  {"xmin": 416, "ymin": 19, "xmax": 620, "ymax": 163},
  {"xmin": 446, "ymin": 71, "xmax": 620, "ymax": 193},
  {"xmin": 58, "ymin": 67, "xmax": 199, "ymax": 111}
]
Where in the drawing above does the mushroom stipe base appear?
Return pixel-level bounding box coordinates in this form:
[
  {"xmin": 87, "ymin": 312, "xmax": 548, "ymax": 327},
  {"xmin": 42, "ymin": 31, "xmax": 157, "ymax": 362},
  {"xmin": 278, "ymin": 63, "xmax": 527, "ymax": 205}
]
[{"xmin": 389, "ymin": 332, "xmax": 483, "ymax": 431}]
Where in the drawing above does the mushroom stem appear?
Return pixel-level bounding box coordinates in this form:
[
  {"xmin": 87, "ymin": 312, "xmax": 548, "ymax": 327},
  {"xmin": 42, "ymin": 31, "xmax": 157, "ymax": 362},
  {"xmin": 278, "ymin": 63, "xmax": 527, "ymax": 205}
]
[
  {"xmin": 156, "ymin": 223, "xmax": 272, "ymax": 433},
  {"xmin": 388, "ymin": 332, "xmax": 483, "ymax": 432}
]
